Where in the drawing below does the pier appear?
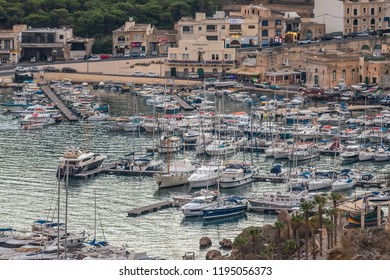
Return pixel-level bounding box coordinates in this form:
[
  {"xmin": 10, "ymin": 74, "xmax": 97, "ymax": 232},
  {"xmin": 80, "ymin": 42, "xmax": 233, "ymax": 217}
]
[
  {"xmin": 41, "ymin": 85, "xmax": 78, "ymax": 121},
  {"xmin": 127, "ymin": 201, "xmax": 179, "ymax": 217},
  {"xmin": 171, "ymin": 94, "xmax": 194, "ymax": 110}
]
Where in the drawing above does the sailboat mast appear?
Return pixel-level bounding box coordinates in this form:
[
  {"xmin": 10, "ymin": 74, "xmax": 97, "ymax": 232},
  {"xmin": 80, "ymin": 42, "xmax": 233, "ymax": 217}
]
[
  {"xmin": 57, "ymin": 165, "xmax": 61, "ymax": 258},
  {"xmin": 64, "ymin": 160, "xmax": 69, "ymax": 258}
]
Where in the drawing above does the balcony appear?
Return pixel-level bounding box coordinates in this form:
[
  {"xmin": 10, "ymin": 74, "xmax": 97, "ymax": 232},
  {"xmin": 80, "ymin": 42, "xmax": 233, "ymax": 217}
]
[
  {"xmin": 167, "ymin": 60, "xmax": 234, "ymax": 65},
  {"xmin": 229, "ymin": 29, "xmax": 242, "ymax": 35}
]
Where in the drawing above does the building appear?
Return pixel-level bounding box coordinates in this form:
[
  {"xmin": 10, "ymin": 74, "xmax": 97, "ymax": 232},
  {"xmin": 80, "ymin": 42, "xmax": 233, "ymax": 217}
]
[
  {"xmin": 385, "ymin": 3, "xmax": 390, "ymax": 27},
  {"xmin": 147, "ymin": 30, "xmax": 178, "ymax": 54},
  {"xmin": 313, "ymin": 0, "xmax": 385, "ymax": 34},
  {"xmin": 20, "ymin": 26, "xmax": 92, "ymax": 61},
  {"xmin": 166, "ymin": 36, "xmax": 235, "ymax": 78},
  {"xmin": 0, "ymin": 25, "xmax": 25, "ymax": 63},
  {"xmin": 300, "ymin": 19, "xmax": 325, "ymax": 40},
  {"xmin": 112, "ymin": 18, "xmax": 156, "ymax": 55},
  {"xmin": 359, "ymin": 54, "xmax": 390, "ymax": 86}
]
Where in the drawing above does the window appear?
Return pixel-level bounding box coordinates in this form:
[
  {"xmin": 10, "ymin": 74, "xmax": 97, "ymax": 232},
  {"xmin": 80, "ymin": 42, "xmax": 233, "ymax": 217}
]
[
  {"xmin": 262, "ymin": 30, "xmax": 269, "ymax": 37},
  {"xmin": 206, "ymin": 36, "xmax": 218, "ymax": 41},
  {"xmin": 206, "ymin": 25, "xmax": 216, "ymax": 31},
  {"xmin": 117, "ymin": 36, "xmax": 126, "ymax": 43},
  {"xmin": 341, "ymin": 69, "xmax": 346, "ymax": 80},
  {"xmin": 275, "ymin": 29, "xmax": 282, "ymax": 36},
  {"xmin": 229, "ymin": 24, "xmax": 241, "ymax": 30},
  {"xmin": 134, "ymin": 34, "xmax": 141, "ymax": 39},
  {"xmin": 222, "ymin": 25, "xmax": 225, "ymax": 29},
  {"xmin": 332, "ymin": 70, "xmax": 336, "ymax": 82},
  {"xmin": 347, "ymin": 19, "xmax": 350, "ymax": 24},
  {"xmin": 379, "ymin": 7, "xmax": 382, "ymax": 13},
  {"xmin": 198, "ymin": 26, "xmax": 202, "ymax": 31},
  {"xmin": 371, "ymin": 8, "xmax": 375, "ymax": 15},
  {"xmin": 183, "ymin": 26, "xmax": 191, "ymax": 32},
  {"xmin": 315, "ymin": 68, "xmax": 318, "ymax": 74},
  {"xmin": 262, "ymin": 20, "xmax": 269, "ymax": 26},
  {"xmin": 353, "ymin": 19, "xmax": 358, "ymax": 26},
  {"xmin": 346, "ymin": 8, "xmax": 350, "ymax": 14},
  {"xmin": 363, "ymin": 7, "xmax": 366, "ymax": 14},
  {"xmin": 248, "ymin": 25, "xmax": 256, "ymax": 29},
  {"xmin": 371, "ymin": 18, "xmax": 375, "ymax": 25},
  {"xmin": 354, "ymin": 8, "xmax": 358, "ymax": 16},
  {"xmin": 59, "ymin": 35, "xmax": 64, "ymax": 40},
  {"xmin": 275, "ymin": 20, "xmax": 281, "ymax": 26}
]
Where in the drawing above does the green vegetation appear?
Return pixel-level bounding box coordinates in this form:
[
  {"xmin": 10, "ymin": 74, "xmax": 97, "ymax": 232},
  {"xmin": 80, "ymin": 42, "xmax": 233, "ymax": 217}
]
[{"xmin": 0, "ymin": 0, "xmax": 234, "ymax": 53}]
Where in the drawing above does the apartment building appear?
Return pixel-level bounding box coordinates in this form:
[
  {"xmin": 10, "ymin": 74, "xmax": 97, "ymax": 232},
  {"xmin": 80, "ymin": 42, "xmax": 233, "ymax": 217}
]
[
  {"xmin": 313, "ymin": 0, "xmax": 385, "ymax": 34},
  {"xmin": 0, "ymin": 25, "xmax": 25, "ymax": 63}
]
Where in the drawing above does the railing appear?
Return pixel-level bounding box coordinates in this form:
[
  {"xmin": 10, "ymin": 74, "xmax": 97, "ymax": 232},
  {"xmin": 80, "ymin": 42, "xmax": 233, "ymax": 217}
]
[{"xmin": 167, "ymin": 60, "xmax": 234, "ymax": 65}]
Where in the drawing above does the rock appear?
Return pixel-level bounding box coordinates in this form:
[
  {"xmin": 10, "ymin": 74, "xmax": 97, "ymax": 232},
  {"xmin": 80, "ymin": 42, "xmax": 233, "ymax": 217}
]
[
  {"xmin": 219, "ymin": 238, "xmax": 233, "ymax": 250},
  {"xmin": 206, "ymin": 249, "xmax": 221, "ymax": 260},
  {"xmin": 199, "ymin": 236, "xmax": 212, "ymax": 249}
]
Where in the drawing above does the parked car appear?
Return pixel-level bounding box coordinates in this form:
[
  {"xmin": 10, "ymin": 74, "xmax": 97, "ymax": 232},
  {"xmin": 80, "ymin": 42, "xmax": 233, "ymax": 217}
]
[
  {"xmin": 132, "ymin": 52, "xmax": 139, "ymax": 57},
  {"xmin": 15, "ymin": 66, "xmax": 28, "ymax": 72},
  {"xmin": 29, "ymin": 66, "xmax": 40, "ymax": 72},
  {"xmin": 269, "ymin": 84, "xmax": 281, "ymax": 90},
  {"xmin": 133, "ymin": 71, "xmax": 143, "ymax": 77},
  {"xmin": 99, "ymin": 54, "xmax": 111, "ymax": 59},
  {"xmin": 140, "ymin": 51, "xmax": 146, "ymax": 57},
  {"xmin": 88, "ymin": 55, "xmax": 101, "ymax": 62},
  {"xmin": 188, "ymin": 72, "xmax": 199, "ymax": 79},
  {"xmin": 297, "ymin": 39, "xmax": 311, "ymax": 45},
  {"xmin": 151, "ymin": 51, "xmax": 158, "ymax": 56},
  {"xmin": 161, "ymin": 52, "xmax": 168, "ymax": 56},
  {"xmin": 124, "ymin": 53, "xmax": 131, "ymax": 58},
  {"xmin": 61, "ymin": 67, "xmax": 77, "ymax": 73},
  {"xmin": 254, "ymin": 82, "xmax": 269, "ymax": 88},
  {"xmin": 146, "ymin": 72, "xmax": 158, "ymax": 77},
  {"xmin": 43, "ymin": 66, "xmax": 59, "ymax": 72},
  {"xmin": 112, "ymin": 53, "xmax": 124, "ymax": 58}
]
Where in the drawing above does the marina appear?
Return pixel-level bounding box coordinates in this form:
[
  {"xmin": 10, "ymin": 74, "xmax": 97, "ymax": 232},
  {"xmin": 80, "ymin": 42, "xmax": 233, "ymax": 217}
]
[{"xmin": 1, "ymin": 78, "xmax": 390, "ymax": 260}]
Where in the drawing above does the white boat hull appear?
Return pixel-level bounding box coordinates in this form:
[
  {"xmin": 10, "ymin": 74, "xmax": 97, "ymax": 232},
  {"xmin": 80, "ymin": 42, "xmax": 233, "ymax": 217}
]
[{"xmin": 219, "ymin": 176, "xmax": 254, "ymax": 189}]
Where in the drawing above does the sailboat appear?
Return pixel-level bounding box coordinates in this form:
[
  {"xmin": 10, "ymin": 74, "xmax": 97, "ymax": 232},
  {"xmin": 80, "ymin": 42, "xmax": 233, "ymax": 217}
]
[{"xmin": 153, "ymin": 159, "xmax": 196, "ymax": 189}]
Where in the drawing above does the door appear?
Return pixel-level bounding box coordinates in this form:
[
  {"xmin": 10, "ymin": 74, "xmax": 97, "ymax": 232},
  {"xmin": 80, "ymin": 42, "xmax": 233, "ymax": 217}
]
[
  {"xmin": 170, "ymin": 67, "xmax": 177, "ymax": 77},
  {"xmin": 197, "ymin": 68, "xmax": 204, "ymax": 78}
]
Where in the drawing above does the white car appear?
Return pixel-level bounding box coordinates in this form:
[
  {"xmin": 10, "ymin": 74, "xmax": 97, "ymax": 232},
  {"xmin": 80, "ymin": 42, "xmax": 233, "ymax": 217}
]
[
  {"xmin": 88, "ymin": 56, "xmax": 101, "ymax": 61},
  {"xmin": 140, "ymin": 52, "xmax": 146, "ymax": 57},
  {"xmin": 15, "ymin": 66, "xmax": 28, "ymax": 72},
  {"xmin": 146, "ymin": 72, "xmax": 158, "ymax": 77},
  {"xmin": 151, "ymin": 51, "xmax": 158, "ymax": 56},
  {"xmin": 133, "ymin": 71, "xmax": 143, "ymax": 77}
]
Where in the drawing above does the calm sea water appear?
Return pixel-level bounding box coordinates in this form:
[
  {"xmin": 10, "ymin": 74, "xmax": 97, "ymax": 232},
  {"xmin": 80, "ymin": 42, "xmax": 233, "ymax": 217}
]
[{"xmin": 0, "ymin": 88, "xmax": 387, "ymax": 259}]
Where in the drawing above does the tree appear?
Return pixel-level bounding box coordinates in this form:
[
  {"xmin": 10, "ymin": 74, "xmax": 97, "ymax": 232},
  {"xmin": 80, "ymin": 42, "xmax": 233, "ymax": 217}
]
[
  {"xmin": 248, "ymin": 227, "xmax": 261, "ymax": 259},
  {"xmin": 323, "ymin": 217, "xmax": 333, "ymax": 251},
  {"xmin": 309, "ymin": 217, "xmax": 319, "ymax": 260},
  {"xmin": 290, "ymin": 212, "xmax": 304, "ymax": 260},
  {"xmin": 300, "ymin": 199, "xmax": 315, "ymax": 260},
  {"xmin": 330, "ymin": 192, "xmax": 342, "ymax": 245},
  {"xmin": 233, "ymin": 235, "xmax": 248, "ymax": 260},
  {"xmin": 326, "ymin": 207, "xmax": 338, "ymax": 248},
  {"xmin": 314, "ymin": 194, "xmax": 327, "ymax": 256}
]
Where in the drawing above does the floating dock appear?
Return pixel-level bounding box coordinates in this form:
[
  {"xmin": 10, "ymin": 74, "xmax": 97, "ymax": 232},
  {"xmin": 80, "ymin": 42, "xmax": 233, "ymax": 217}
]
[
  {"xmin": 127, "ymin": 201, "xmax": 179, "ymax": 217},
  {"xmin": 41, "ymin": 85, "xmax": 78, "ymax": 121},
  {"xmin": 171, "ymin": 95, "xmax": 194, "ymax": 110}
]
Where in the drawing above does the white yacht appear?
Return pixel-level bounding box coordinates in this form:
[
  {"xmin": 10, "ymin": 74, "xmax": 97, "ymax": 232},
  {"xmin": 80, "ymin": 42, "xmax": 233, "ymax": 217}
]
[
  {"xmin": 248, "ymin": 191, "xmax": 309, "ymax": 212},
  {"xmin": 153, "ymin": 159, "xmax": 196, "ymax": 189},
  {"xmin": 57, "ymin": 147, "xmax": 107, "ymax": 177},
  {"xmin": 219, "ymin": 163, "xmax": 258, "ymax": 189},
  {"xmin": 157, "ymin": 136, "xmax": 182, "ymax": 154},
  {"xmin": 331, "ymin": 174, "xmax": 356, "ymax": 192},
  {"xmin": 205, "ymin": 139, "xmax": 237, "ymax": 157},
  {"xmin": 181, "ymin": 196, "xmax": 218, "ymax": 217},
  {"xmin": 187, "ymin": 161, "xmax": 224, "ymax": 189}
]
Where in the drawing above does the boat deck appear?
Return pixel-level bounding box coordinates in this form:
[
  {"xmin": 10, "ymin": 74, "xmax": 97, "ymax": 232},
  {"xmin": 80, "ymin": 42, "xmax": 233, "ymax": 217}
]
[
  {"xmin": 41, "ymin": 85, "xmax": 78, "ymax": 121},
  {"xmin": 127, "ymin": 201, "xmax": 179, "ymax": 217},
  {"xmin": 172, "ymin": 95, "xmax": 194, "ymax": 110}
]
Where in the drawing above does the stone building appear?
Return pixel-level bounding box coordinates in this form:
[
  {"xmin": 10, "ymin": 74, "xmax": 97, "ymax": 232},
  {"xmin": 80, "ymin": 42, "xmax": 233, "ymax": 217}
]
[
  {"xmin": 166, "ymin": 36, "xmax": 235, "ymax": 78},
  {"xmin": 0, "ymin": 24, "xmax": 25, "ymax": 63},
  {"xmin": 20, "ymin": 26, "xmax": 92, "ymax": 61},
  {"xmin": 313, "ymin": 0, "xmax": 385, "ymax": 34},
  {"xmin": 359, "ymin": 54, "xmax": 390, "ymax": 86},
  {"xmin": 300, "ymin": 19, "xmax": 325, "ymax": 40},
  {"xmin": 112, "ymin": 18, "xmax": 156, "ymax": 55}
]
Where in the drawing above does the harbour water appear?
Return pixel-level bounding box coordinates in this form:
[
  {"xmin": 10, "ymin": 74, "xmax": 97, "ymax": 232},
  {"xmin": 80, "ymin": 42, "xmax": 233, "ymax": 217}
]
[{"xmin": 0, "ymin": 88, "xmax": 388, "ymax": 259}]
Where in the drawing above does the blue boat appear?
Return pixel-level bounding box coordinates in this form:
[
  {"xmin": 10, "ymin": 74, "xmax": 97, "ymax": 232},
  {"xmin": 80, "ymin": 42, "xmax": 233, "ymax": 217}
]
[{"xmin": 202, "ymin": 196, "xmax": 247, "ymax": 220}]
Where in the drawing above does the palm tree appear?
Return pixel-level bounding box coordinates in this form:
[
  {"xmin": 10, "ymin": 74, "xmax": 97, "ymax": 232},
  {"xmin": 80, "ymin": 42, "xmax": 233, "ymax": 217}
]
[
  {"xmin": 233, "ymin": 235, "xmax": 248, "ymax": 259},
  {"xmin": 330, "ymin": 192, "xmax": 342, "ymax": 245},
  {"xmin": 323, "ymin": 217, "xmax": 333, "ymax": 251},
  {"xmin": 291, "ymin": 212, "xmax": 304, "ymax": 260},
  {"xmin": 300, "ymin": 199, "xmax": 315, "ymax": 260},
  {"xmin": 248, "ymin": 227, "xmax": 261, "ymax": 259},
  {"xmin": 314, "ymin": 194, "xmax": 327, "ymax": 256},
  {"xmin": 274, "ymin": 221, "xmax": 285, "ymax": 259},
  {"xmin": 283, "ymin": 239, "xmax": 297, "ymax": 260},
  {"xmin": 309, "ymin": 217, "xmax": 319, "ymax": 260},
  {"xmin": 326, "ymin": 207, "xmax": 337, "ymax": 247}
]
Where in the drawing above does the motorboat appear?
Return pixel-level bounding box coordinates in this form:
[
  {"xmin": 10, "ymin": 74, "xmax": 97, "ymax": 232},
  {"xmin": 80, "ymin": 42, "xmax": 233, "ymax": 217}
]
[
  {"xmin": 307, "ymin": 172, "xmax": 333, "ymax": 191},
  {"xmin": 202, "ymin": 196, "xmax": 247, "ymax": 220},
  {"xmin": 331, "ymin": 173, "xmax": 356, "ymax": 192},
  {"xmin": 248, "ymin": 191, "xmax": 309, "ymax": 212},
  {"xmin": 187, "ymin": 161, "xmax": 224, "ymax": 189},
  {"xmin": 219, "ymin": 163, "xmax": 258, "ymax": 189},
  {"xmin": 181, "ymin": 196, "xmax": 218, "ymax": 217},
  {"xmin": 153, "ymin": 159, "xmax": 196, "ymax": 189},
  {"xmin": 157, "ymin": 136, "xmax": 182, "ymax": 154},
  {"xmin": 57, "ymin": 147, "xmax": 107, "ymax": 177}
]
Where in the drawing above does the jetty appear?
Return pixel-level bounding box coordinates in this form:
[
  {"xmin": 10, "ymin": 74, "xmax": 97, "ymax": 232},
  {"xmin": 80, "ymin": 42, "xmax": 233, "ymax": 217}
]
[
  {"xmin": 171, "ymin": 94, "xmax": 194, "ymax": 110},
  {"xmin": 41, "ymin": 85, "xmax": 78, "ymax": 121},
  {"xmin": 74, "ymin": 163, "xmax": 161, "ymax": 179},
  {"xmin": 127, "ymin": 201, "xmax": 179, "ymax": 217}
]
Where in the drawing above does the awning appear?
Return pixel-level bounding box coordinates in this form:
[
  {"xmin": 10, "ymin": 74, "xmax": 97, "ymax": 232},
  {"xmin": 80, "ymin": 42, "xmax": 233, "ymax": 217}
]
[
  {"xmin": 238, "ymin": 70, "xmax": 259, "ymax": 75},
  {"xmin": 225, "ymin": 68, "xmax": 240, "ymax": 74}
]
